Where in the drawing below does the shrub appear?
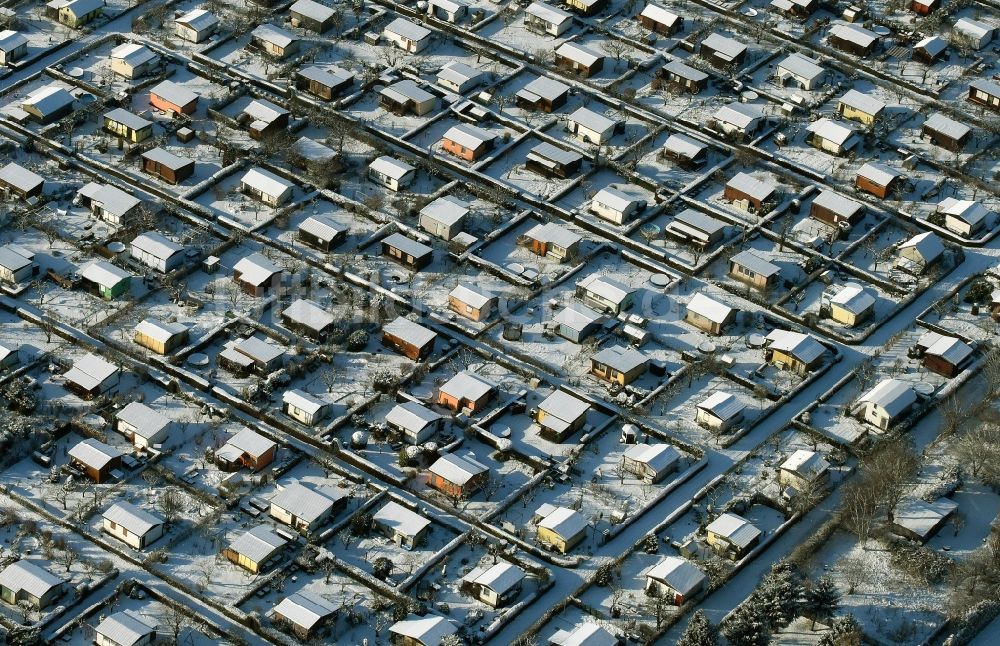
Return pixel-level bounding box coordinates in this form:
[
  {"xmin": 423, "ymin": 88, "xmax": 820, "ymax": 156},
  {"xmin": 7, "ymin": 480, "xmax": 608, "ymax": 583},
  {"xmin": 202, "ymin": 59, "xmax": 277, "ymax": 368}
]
[{"xmin": 346, "ymin": 330, "xmax": 370, "ymax": 351}]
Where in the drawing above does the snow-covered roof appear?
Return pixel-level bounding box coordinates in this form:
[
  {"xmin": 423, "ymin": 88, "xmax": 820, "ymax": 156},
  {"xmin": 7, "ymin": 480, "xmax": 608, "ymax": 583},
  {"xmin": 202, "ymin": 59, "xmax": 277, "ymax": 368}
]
[
  {"xmin": 430, "ymin": 0, "xmax": 469, "ymax": 13},
  {"xmin": 80, "ymin": 182, "xmax": 141, "ymax": 217},
  {"xmin": 553, "ymin": 302, "xmax": 604, "ymax": 331},
  {"xmin": 925, "ymin": 335, "xmax": 973, "ymax": 365},
  {"xmin": 645, "ymin": 556, "xmax": 705, "ymax": 596},
  {"xmin": 663, "ymin": 132, "xmax": 707, "ymax": 159},
  {"xmin": 382, "ymin": 79, "xmax": 436, "ymax": 106},
  {"xmin": 228, "ymin": 525, "xmax": 287, "ymax": 562},
  {"xmin": 437, "ymin": 61, "xmax": 482, "ymax": 87},
  {"xmin": 23, "ymin": 85, "xmax": 75, "ymax": 116},
  {"xmin": 525, "ymin": 1, "xmax": 573, "ymax": 25},
  {"xmin": 730, "ymin": 250, "xmax": 780, "ymax": 277},
  {"xmin": 141, "ymin": 146, "xmax": 191, "ymax": 172},
  {"xmin": 765, "ymin": 329, "xmax": 826, "ymax": 364},
  {"xmin": 898, "ymin": 231, "xmax": 943, "ymax": 263},
  {"xmin": 439, "ymin": 370, "xmax": 494, "ymax": 402},
  {"xmin": 727, "ymin": 172, "xmax": 774, "ymax": 202},
  {"xmin": 241, "ymin": 167, "xmax": 293, "ymax": 199},
  {"xmin": 696, "ymin": 391, "xmax": 745, "ymax": 421},
  {"xmin": 923, "ymin": 112, "xmax": 970, "ymax": 141},
  {"xmin": 241, "ymin": 98, "xmax": 288, "ymax": 124},
  {"xmin": 623, "ymin": 443, "xmax": 679, "ymax": 473},
  {"xmin": 103, "ymin": 501, "xmax": 163, "ymax": 536},
  {"xmin": 134, "ymin": 317, "xmax": 187, "ymax": 344},
  {"xmin": 115, "ymin": 401, "xmax": 171, "ymax": 440},
  {"xmin": 389, "ymin": 614, "xmax": 457, "ymax": 645},
  {"xmin": 0, "ymin": 31, "xmax": 28, "ymax": 53},
  {"xmin": 592, "ymin": 344, "xmax": 647, "ymax": 373},
  {"xmin": 549, "ymin": 622, "xmax": 617, "ymax": 646},
  {"xmin": 914, "ymin": 35, "xmax": 948, "ymax": 57},
  {"xmin": 443, "ymin": 123, "xmax": 495, "ymax": 149},
  {"xmin": 273, "ymin": 591, "xmax": 338, "ymax": 630},
  {"xmin": 830, "ymin": 284, "xmax": 875, "ymax": 314},
  {"xmin": 639, "ymin": 4, "xmax": 680, "ymax": 26},
  {"xmin": 0, "ymin": 162, "xmax": 43, "ymax": 192},
  {"xmin": 780, "ymin": 449, "xmax": 829, "ymax": 481},
  {"xmin": 176, "ymin": 8, "xmax": 218, "ymax": 31},
  {"xmin": 568, "ymin": 107, "xmax": 618, "ymax": 135},
  {"xmin": 0, "ymin": 561, "xmax": 63, "ymax": 600},
  {"xmin": 282, "ymin": 298, "xmax": 335, "ymax": 332},
  {"xmin": 856, "ymin": 161, "xmax": 901, "ymax": 187},
  {"xmin": 713, "ymin": 102, "xmax": 763, "ymax": 129},
  {"xmin": 224, "ymin": 427, "xmax": 277, "ymax": 458},
  {"xmin": 669, "ymin": 209, "xmax": 726, "ymax": 242},
  {"xmin": 525, "ymin": 221, "xmax": 582, "ymax": 249},
  {"xmin": 859, "ymin": 378, "xmax": 917, "ymax": 416},
  {"xmin": 252, "ymin": 23, "xmax": 298, "ymax": 48},
  {"xmin": 838, "ymin": 88, "xmax": 885, "ymax": 116},
  {"xmin": 806, "ymin": 117, "xmax": 859, "ymax": 146},
  {"xmin": 576, "ymin": 273, "xmax": 633, "ymax": 304},
  {"xmin": 538, "ymin": 505, "xmax": 587, "ymax": 539},
  {"xmin": 374, "ymin": 501, "xmax": 431, "ymax": 538},
  {"xmin": 290, "ymin": 0, "xmax": 335, "ymax": 21},
  {"xmin": 62, "ymin": 0, "xmax": 103, "ymax": 17},
  {"xmin": 70, "ymin": 439, "xmax": 123, "ymax": 471},
  {"xmin": 386, "ymin": 401, "xmax": 442, "ymax": 433},
  {"xmin": 593, "ymin": 186, "xmax": 642, "ymax": 213},
  {"xmin": 384, "ymin": 17, "xmax": 431, "ymax": 42},
  {"xmin": 0, "ymin": 244, "xmax": 33, "ymax": 273},
  {"xmin": 702, "ymin": 32, "xmax": 746, "ymax": 61},
  {"xmin": 131, "ymin": 231, "xmax": 183, "ymax": 260},
  {"xmin": 383, "ymin": 316, "xmax": 436, "ymax": 348},
  {"xmin": 282, "ymin": 389, "xmax": 326, "ymax": 416},
  {"xmin": 971, "ymin": 78, "xmax": 1000, "ymax": 98},
  {"xmin": 538, "ymin": 389, "xmax": 590, "ymax": 424},
  {"xmin": 662, "ymin": 59, "xmax": 708, "ymax": 82},
  {"xmin": 449, "ymin": 283, "xmax": 493, "ymax": 308},
  {"xmin": 422, "ymin": 195, "xmax": 470, "ymax": 227},
  {"xmin": 894, "ymin": 498, "xmax": 958, "ymax": 539},
  {"xmin": 150, "ymin": 80, "xmax": 198, "ymax": 109},
  {"xmin": 518, "ymin": 76, "xmax": 569, "ymax": 103},
  {"xmin": 939, "ymin": 198, "xmax": 991, "ymax": 226},
  {"xmin": 828, "ymin": 23, "xmax": 879, "ymax": 48},
  {"xmin": 813, "ymin": 190, "xmax": 864, "ymax": 220},
  {"xmin": 232, "ymin": 336, "xmax": 284, "ymax": 365},
  {"xmin": 63, "ymin": 353, "xmax": 119, "ymax": 392},
  {"xmin": 472, "ymin": 562, "xmax": 525, "ymax": 595},
  {"xmin": 233, "ymin": 252, "xmax": 282, "ymax": 286},
  {"xmin": 555, "ymin": 41, "xmax": 603, "ymax": 67},
  {"xmin": 686, "ymin": 293, "xmax": 734, "ymax": 324},
  {"xmin": 706, "ymin": 512, "xmax": 760, "ymax": 548},
  {"xmin": 298, "ymin": 64, "xmax": 353, "ymax": 88},
  {"xmin": 369, "ymin": 156, "xmax": 415, "ymax": 181},
  {"xmin": 383, "ymin": 232, "xmax": 433, "ymax": 259},
  {"xmin": 110, "ymin": 42, "xmax": 157, "ymax": 68},
  {"xmin": 777, "ymin": 52, "xmax": 825, "ymax": 81},
  {"xmin": 527, "ymin": 141, "xmax": 581, "ymax": 166},
  {"xmin": 270, "ymin": 481, "xmax": 345, "ymax": 522},
  {"xmin": 95, "ymin": 610, "xmax": 156, "ymax": 646},
  {"xmin": 954, "ymin": 17, "xmax": 994, "ymax": 42},
  {"xmin": 428, "ymin": 452, "xmax": 488, "ymax": 485},
  {"xmin": 299, "ymin": 213, "xmax": 347, "ymax": 243}
]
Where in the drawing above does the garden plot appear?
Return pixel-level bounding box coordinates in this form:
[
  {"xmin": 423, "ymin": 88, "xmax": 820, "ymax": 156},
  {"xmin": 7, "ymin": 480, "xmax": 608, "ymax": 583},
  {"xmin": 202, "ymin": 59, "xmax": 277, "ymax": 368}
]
[
  {"xmin": 53, "ymin": 40, "xmax": 161, "ymax": 97},
  {"xmin": 706, "ymin": 235, "xmax": 813, "ymax": 305},
  {"xmin": 193, "ymin": 168, "xmax": 310, "ymax": 229},
  {"xmin": 412, "ymin": 543, "xmax": 546, "ymax": 637},
  {"xmin": 541, "ymin": 102, "xmax": 651, "ymax": 158},
  {"xmin": 747, "ymin": 54, "xmax": 846, "ymax": 109},
  {"xmin": 534, "ymin": 598, "xmax": 620, "ymax": 645},
  {"xmin": 558, "ymin": 35, "xmax": 646, "ymax": 88},
  {"xmin": 84, "ymin": 482, "xmax": 205, "ymax": 548},
  {"xmin": 36, "ymin": 255, "xmax": 146, "ymax": 327},
  {"xmin": 264, "ymin": 196, "xmax": 381, "ymax": 259},
  {"xmin": 342, "ymin": 81, "xmax": 448, "ymax": 138},
  {"xmin": 834, "ymin": 220, "xmax": 951, "ymax": 287},
  {"xmin": 487, "ymin": 73, "xmax": 587, "ymax": 129},
  {"xmin": 480, "ymin": 135, "xmax": 591, "ymax": 200},
  {"xmin": 236, "ymin": 561, "xmax": 379, "ymax": 641},
  {"xmin": 782, "ymin": 275, "xmax": 900, "ymax": 339},
  {"xmin": 56, "ymin": 591, "xmax": 231, "ymax": 646},
  {"xmin": 208, "ymin": 33, "xmax": 322, "ymax": 84},
  {"xmin": 473, "ymin": 8, "xmax": 579, "ymax": 58},
  {"xmin": 632, "ymin": 128, "xmax": 727, "ymax": 192},
  {"xmin": 567, "ymin": 337, "xmax": 684, "ymax": 403},
  {"xmin": 628, "ymin": 209, "xmax": 743, "ymax": 270},
  {"xmin": 325, "ymin": 500, "xmax": 462, "ymax": 587},
  {"xmin": 555, "ymin": 167, "xmax": 658, "ymax": 222},
  {"xmin": 883, "ymin": 110, "xmax": 982, "ymax": 166},
  {"xmin": 808, "ymin": 532, "xmax": 948, "ymax": 645},
  {"xmin": 642, "ymin": 373, "xmax": 764, "ymax": 447},
  {"xmin": 165, "ymin": 516, "xmax": 301, "ymax": 603},
  {"xmin": 1, "ymin": 14, "xmax": 71, "ymax": 66},
  {"xmin": 473, "ymin": 215, "xmax": 595, "ymax": 283},
  {"xmin": 0, "ymin": 76, "xmax": 82, "ymax": 136},
  {"xmin": 497, "ymin": 427, "xmax": 695, "ymax": 547},
  {"xmin": 691, "ymin": 167, "xmax": 796, "ymax": 227},
  {"xmin": 627, "ymin": 65, "xmax": 735, "ymax": 121},
  {"xmin": 918, "ymin": 272, "xmax": 1000, "ymax": 343},
  {"xmin": 253, "ymin": 460, "xmax": 371, "ymax": 529},
  {"xmin": 0, "ymin": 310, "xmax": 65, "ymax": 360},
  {"xmin": 407, "ymin": 115, "xmax": 518, "ymax": 164},
  {"xmin": 186, "ymin": 328, "xmax": 293, "ymax": 398}
]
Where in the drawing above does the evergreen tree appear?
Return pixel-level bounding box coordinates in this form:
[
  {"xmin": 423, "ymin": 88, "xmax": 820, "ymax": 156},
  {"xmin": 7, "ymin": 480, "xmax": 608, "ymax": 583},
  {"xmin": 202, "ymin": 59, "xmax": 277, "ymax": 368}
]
[
  {"xmin": 723, "ymin": 603, "xmax": 769, "ymax": 646},
  {"xmin": 758, "ymin": 561, "xmax": 805, "ymax": 630},
  {"xmin": 677, "ymin": 610, "xmax": 717, "ymax": 646},
  {"xmin": 804, "ymin": 576, "xmax": 841, "ymax": 629},
  {"xmin": 817, "ymin": 614, "xmax": 862, "ymax": 646}
]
